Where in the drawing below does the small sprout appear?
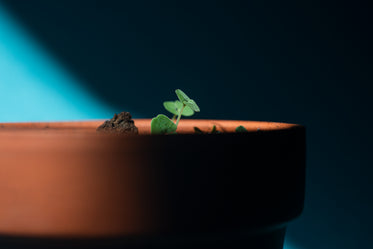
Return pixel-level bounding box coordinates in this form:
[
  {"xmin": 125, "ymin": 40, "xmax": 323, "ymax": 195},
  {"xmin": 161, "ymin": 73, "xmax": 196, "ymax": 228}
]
[
  {"xmin": 151, "ymin": 90, "xmax": 248, "ymax": 135},
  {"xmin": 210, "ymin": 125, "xmax": 221, "ymax": 134},
  {"xmin": 193, "ymin": 125, "xmax": 221, "ymax": 134},
  {"xmin": 235, "ymin": 125, "xmax": 248, "ymax": 133},
  {"xmin": 194, "ymin": 127, "xmax": 204, "ymax": 134},
  {"xmin": 151, "ymin": 89, "xmax": 200, "ymax": 134}
]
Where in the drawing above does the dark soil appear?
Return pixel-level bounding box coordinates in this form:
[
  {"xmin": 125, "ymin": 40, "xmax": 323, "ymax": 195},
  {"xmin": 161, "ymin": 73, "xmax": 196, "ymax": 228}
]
[{"xmin": 96, "ymin": 112, "xmax": 138, "ymax": 134}]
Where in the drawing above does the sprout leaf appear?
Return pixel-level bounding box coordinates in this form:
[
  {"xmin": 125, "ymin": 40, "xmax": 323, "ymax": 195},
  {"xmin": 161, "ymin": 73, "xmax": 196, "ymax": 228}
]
[
  {"xmin": 185, "ymin": 99, "xmax": 200, "ymax": 112},
  {"xmin": 151, "ymin": 114, "xmax": 177, "ymax": 134},
  {"xmin": 163, "ymin": 101, "xmax": 194, "ymax": 116},
  {"xmin": 175, "ymin": 89, "xmax": 200, "ymax": 112},
  {"xmin": 175, "ymin": 89, "xmax": 191, "ymax": 103}
]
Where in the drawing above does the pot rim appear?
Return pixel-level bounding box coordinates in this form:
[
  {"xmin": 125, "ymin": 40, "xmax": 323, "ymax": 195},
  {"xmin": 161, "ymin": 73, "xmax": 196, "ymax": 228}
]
[{"xmin": 0, "ymin": 119, "xmax": 303, "ymax": 135}]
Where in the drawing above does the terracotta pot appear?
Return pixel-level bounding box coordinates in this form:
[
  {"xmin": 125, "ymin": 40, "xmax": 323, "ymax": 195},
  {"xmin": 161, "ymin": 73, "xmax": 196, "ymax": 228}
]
[{"xmin": 0, "ymin": 119, "xmax": 305, "ymax": 249}]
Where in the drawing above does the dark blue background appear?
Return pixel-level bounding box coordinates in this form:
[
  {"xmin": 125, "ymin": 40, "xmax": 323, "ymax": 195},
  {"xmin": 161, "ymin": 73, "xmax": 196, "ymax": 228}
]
[{"xmin": 1, "ymin": 1, "xmax": 372, "ymax": 248}]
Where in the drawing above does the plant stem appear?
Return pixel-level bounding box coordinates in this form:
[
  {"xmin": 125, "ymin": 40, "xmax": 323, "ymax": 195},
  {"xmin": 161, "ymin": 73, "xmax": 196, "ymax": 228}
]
[{"xmin": 175, "ymin": 104, "xmax": 185, "ymax": 127}]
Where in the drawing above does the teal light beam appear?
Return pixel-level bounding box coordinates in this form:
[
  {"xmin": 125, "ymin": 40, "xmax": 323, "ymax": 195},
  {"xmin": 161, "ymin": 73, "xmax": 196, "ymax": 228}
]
[{"xmin": 0, "ymin": 4, "xmax": 121, "ymax": 122}]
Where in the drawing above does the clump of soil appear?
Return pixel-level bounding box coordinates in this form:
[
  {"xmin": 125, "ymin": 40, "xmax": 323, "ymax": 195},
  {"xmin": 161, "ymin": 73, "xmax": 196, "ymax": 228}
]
[{"xmin": 97, "ymin": 112, "xmax": 138, "ymax": 134}]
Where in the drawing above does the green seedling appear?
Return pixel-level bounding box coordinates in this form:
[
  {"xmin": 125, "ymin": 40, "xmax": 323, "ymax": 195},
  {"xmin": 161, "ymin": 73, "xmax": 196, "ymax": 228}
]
[
  {"xmin": 194, "ymin": 125, "xmax": 221, "ymax": 134},
  {"xmin": 151, "ymin": 89, "xmax": 249, "ymax": 135},
  {"xmin": 194, "ymin": 125, "xmax": 248, "ymax": 134},
  {"xmin": 193, "ymin": 126, "xmax": 203, "ymax": 134},
  {"xmin": 235, "ymin": 125, "xmax": 248, "ymax": 133},
  {"xmin": 151, "ymin": 89, "xmax": 200, "ymax": 134}
]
